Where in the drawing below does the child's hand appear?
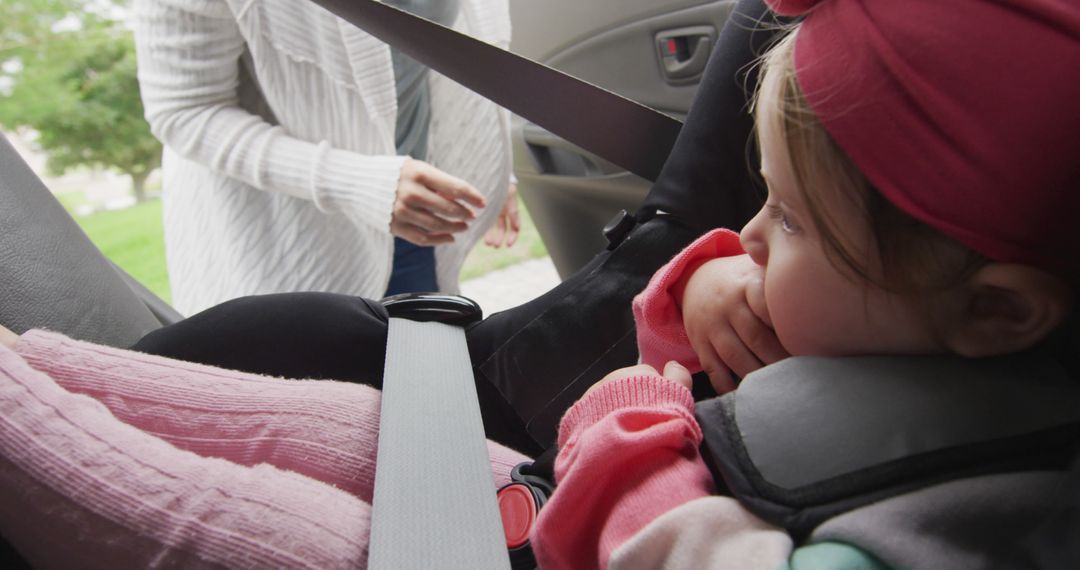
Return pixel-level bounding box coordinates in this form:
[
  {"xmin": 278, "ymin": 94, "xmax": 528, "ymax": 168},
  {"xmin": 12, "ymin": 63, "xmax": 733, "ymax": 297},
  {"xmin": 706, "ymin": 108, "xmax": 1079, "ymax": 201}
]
[
  {"xmin": 584, "ymin": 361, "xmax": 693, "ymax": 398},
  {"xmin": 678, "ymin": 254, "xmax": 789, "ymax": 393}
]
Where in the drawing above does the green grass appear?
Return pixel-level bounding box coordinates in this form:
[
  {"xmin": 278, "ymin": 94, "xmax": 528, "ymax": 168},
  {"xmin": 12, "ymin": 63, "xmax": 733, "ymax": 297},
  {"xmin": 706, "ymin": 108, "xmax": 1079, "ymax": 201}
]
[
  {"xmin": 70, "ymin": 195, "xmax": 546, "ymax": 305},
  {"xmin": 74, "ymin": 199, "xmax": 172, "ymax": 304},
  {"xmin": 460, "ymin": 197, "xmax": 548, "ymax": 281},
  {"xmin": 54, "ymin": 190, "xmax": 91, "ymax": 214}
]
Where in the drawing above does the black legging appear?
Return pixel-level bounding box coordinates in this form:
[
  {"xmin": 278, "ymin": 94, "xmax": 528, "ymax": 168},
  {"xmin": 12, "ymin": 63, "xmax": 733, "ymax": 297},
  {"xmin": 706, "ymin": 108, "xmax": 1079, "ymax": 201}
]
[
  {"xmin": 133, "ymin": 0, "xmax": 780, "ymax": 457},
  {"xmin": 133, "ymin": 291, "xmax": 549, "ymax": 454}
]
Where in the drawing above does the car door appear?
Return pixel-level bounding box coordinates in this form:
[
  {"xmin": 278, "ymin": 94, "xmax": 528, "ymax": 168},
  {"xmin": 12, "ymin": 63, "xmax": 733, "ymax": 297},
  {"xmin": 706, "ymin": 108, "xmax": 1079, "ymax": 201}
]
[{"xmin": 509, "ymin": 0, "xmax": 737, "ymax": 277}]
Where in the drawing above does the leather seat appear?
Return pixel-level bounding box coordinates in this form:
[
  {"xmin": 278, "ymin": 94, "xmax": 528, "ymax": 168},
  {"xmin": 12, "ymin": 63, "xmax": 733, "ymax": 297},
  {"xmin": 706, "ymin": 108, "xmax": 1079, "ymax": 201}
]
[{"xmin": 0, "ymin": 131, "xmax": 181, "ymax": 347}]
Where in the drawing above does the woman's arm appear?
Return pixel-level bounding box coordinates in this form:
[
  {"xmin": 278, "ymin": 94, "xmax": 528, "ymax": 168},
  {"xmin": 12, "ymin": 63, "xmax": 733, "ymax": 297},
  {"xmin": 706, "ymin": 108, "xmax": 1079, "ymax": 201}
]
[
  {"xmin": 134, "ymin": 0, "xmax": 491, "ymax": 241},
  {"xmin": 132, "ymin": 0, "xmax": 410, "ymax": 233}
]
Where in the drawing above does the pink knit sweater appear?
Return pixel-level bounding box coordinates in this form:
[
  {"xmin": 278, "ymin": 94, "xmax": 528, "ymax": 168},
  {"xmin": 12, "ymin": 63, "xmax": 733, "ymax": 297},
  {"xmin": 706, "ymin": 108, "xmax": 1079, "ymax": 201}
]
[
  {"xmin": 532, "ymin": 229, "xmax": 791, "ymax": 569},
  {"xmin": 0, "ymin": 330, "xmax": 528, "ymax": 568},
  {"xmin": 632, "ymin": 228, "xmax": 744, "ymax": 373}
]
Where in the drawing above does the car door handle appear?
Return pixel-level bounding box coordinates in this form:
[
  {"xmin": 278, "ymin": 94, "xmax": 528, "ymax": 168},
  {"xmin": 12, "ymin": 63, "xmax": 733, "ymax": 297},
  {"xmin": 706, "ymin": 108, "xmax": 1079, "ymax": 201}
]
[
  {"xmin": 522, "ymin": 123, "xmax": 620, "ymax": 177},
  {"xmin": 656, "ymin": 26, "xmax": 715, "ymax": 83}
]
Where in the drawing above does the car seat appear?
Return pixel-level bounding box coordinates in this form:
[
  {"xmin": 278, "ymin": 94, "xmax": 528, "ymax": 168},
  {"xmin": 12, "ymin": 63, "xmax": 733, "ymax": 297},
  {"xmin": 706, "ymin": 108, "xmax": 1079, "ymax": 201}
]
[{"xmin": 0, "ymin": 132, "xmax": 181, "ymax": 346}]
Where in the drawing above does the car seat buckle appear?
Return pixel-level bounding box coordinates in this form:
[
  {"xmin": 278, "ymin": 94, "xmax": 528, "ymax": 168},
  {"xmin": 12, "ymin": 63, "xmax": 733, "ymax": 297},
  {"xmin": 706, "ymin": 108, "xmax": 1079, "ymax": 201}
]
[
  {"xmin": 497, "ymin": 462, "xmax": 555, "ymax": 569},
  {"xmin": 603, "ymin": 209, "xmax": 637, "ymax": 250}
]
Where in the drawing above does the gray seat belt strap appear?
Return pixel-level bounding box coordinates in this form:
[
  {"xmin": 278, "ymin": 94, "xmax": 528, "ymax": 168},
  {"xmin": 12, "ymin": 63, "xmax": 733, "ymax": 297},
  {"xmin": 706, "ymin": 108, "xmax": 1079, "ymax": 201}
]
[
  {"xmin": 369, "ymin": 295, "xmax": 510, "ymax": 570},
  {"xmin": 308, "ymin": 0, "xmax": 681, "ymax": 182}
]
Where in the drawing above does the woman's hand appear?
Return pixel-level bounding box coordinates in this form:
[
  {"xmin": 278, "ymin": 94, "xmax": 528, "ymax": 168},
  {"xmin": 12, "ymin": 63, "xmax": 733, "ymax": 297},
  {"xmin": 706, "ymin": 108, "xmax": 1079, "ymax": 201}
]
[
  {"xmin": 391, "ymin": 158, "xmax": 488, "ymax": 246},
  {"xmin": 584, "ymin": 361, "xmax": 693, "ymax": 398},
  {"xmin": 678, "ymin": 254, "xmax": 788, "ymax": 393},
  {"xmin": 483, "ymin": 184, "xmax": 521, "ymax": 249},
  {"xmin": 0, "ymin": 325, "xmax": 19, "ymax": 349}
]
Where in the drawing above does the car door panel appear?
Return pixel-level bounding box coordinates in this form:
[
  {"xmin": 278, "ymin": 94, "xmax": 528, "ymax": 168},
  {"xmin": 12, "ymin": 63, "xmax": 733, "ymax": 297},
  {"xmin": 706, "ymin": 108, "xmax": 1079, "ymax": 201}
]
[{"xmin": 509, "ymin": 0, "xmax": 737, "ymax": 278}]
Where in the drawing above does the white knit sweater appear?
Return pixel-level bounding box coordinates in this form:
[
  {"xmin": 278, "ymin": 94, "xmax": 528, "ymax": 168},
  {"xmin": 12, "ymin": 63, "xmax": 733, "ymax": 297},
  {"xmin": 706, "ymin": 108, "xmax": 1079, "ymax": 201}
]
[{"xmin": 134, "ymin": 0, "xmax": 513, "ymax": 316}]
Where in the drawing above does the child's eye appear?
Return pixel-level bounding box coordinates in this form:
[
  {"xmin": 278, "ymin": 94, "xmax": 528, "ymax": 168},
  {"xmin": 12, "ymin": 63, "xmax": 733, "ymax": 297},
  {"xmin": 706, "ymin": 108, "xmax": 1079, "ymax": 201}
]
[{"xmin": 766, "ymin": 204, "xmax": 798, "ymax": 233}]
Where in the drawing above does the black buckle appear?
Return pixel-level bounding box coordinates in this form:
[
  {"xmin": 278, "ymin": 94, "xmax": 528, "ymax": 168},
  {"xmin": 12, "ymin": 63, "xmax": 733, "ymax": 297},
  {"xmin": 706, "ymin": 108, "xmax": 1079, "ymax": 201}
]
[
  {"xmin": 603, "ymin": 209, "xmax": 637, "ymax": 250},
  {"xmin": 380, "ymin": 293, "xmax": 483, "ymax": 327}
]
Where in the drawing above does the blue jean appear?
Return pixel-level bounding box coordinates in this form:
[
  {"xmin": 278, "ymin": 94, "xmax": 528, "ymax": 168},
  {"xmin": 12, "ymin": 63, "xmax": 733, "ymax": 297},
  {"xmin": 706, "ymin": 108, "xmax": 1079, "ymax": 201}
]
[{"xmin": 384, "ymin": 237, "xmax": 438, "ymax": 296}]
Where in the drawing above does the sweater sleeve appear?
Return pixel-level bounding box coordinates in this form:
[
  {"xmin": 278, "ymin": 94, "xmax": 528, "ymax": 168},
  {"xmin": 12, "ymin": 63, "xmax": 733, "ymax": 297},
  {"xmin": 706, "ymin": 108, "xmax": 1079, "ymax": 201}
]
[
  {"xmin": 132, "ymin": 0, "xmax": 406, "ymax": 234},
  {"xmin": 632, "ymin": 228, "xmax": 745, "ymax": 372},
  {"xmin": 531, "ymin": 375, "xmax": 716, "ymax": 570},
  {"xmin": 0, "ymin": 342, "xmax": 370, "ymax": 569},
  {"xmin": 10, "ymin": 330, "xmax": 532, "ymax": 501}
]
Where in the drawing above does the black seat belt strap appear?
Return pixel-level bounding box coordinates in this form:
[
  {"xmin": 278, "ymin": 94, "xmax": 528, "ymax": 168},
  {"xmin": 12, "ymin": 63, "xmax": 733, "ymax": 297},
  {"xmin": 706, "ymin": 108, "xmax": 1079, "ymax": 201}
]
[{"xmin": 308, "ymin": 0, "xmax": 681, "ymax": 183}]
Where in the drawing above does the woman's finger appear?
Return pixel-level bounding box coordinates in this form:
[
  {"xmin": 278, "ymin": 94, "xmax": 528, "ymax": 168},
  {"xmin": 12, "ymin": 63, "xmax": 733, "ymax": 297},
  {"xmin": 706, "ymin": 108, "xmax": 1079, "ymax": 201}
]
[
  {"xmin": 397, "ymin": 205, "xmax": 469, "ymax": 235},
  {"xmin": 389, "ymin": 220, "xmax": 455, "ymax": 246},
  {"xmin": 416, "ymin": 163, "xmax": 487, "ymax": 210},
  {"xmin": 400, "ymin": 181, "xmax": 477, "ymax": 222},
  {"xmin": 484, "ymin": 211, "xmax": 507, "ymax": 247},
  {"xmin": 502, "ymin": 191, "xmax": 521, "ymax": 247}
]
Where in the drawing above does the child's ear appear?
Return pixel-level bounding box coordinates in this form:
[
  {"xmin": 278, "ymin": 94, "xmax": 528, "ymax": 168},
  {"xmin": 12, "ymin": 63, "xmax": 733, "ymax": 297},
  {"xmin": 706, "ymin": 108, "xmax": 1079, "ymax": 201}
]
[{"xmin": 943, "ymin": 264, "xmax": 1074, "ymax": 357}]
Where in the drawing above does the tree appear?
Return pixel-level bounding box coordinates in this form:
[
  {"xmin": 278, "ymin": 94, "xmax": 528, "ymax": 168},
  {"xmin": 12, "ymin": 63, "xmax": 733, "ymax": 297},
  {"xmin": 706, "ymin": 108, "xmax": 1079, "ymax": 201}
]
[{"xmin": 0, "ymin": 0, "xmax": 162, "ymax": 202}]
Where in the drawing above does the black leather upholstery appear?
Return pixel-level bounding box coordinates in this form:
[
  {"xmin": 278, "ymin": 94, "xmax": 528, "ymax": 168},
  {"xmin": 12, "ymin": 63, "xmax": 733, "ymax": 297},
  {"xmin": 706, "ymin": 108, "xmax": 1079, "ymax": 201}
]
[{"xmin": 0, "ymin": 131, "xmax": 179, "ymax": 347}]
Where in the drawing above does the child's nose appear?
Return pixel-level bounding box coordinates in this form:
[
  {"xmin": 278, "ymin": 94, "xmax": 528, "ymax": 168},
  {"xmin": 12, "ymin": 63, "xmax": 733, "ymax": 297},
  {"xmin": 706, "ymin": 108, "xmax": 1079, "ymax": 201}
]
[{"xmin": 740, "ymin": 210, "xmax": 768, "ymax": 266}]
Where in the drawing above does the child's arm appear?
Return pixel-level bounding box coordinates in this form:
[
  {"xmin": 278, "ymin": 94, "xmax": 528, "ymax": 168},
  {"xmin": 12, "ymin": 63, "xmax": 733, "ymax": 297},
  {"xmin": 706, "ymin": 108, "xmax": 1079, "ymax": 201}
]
[
  {"xmin": 633, "ymin": 228, "xmax": 787, "ymax": 394},
  {"xmin": 0, "ymin": 342, "xmax": 370, "ymax": 568},
  {"xmin": 678, "ymin": 254, "xmax": 788, "ymax": 392},
  {"xmin": 10, "ymin": 329, "xmax": 535, "ymax": 498},
  {"xmin": 11, "ymin": 328, "xmax": 386, "ymax": 497},
  {"xmin": 530, "ymin": 364, "xmax": 886, "ymax": 570},
  {"xmin": 531, "ymin": 365, "xmax": 717, "ymax": 569}
]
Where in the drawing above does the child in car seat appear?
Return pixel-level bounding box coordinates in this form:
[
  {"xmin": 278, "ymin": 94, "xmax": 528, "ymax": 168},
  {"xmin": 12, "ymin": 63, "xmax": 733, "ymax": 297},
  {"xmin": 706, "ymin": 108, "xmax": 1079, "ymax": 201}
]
[
  {"xmin": 1, "ymin": 0, "xmax": 1076, "ymax": 567},
  {"xmin": 531, "ymin": 0, "xmax": 1079, "ymax": 568}
]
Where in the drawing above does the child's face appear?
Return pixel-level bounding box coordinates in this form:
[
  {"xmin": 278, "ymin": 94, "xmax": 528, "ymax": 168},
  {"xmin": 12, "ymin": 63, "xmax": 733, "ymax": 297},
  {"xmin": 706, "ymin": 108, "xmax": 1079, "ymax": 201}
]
[{"xmin": 740, "ymin": 96, "xmax": 946, "ymax": 358}]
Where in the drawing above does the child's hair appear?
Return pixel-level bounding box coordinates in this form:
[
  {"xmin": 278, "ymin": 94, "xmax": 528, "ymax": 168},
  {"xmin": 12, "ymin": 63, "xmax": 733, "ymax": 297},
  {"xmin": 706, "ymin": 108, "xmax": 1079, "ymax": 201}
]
[{"xmin": 752, "ymin": 29, "xmax": 985, "ymax": 294}]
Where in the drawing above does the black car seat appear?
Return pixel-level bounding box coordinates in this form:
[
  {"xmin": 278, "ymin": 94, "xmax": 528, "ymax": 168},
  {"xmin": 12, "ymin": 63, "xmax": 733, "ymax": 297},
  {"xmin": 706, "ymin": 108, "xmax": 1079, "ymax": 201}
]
[
  {"xmin": 0, "ymin": 131, "xmax": 181, "ymax": 346},
  {"xmin": 0, "ymin": 132, "xmax": 169, "ymax": 566}
]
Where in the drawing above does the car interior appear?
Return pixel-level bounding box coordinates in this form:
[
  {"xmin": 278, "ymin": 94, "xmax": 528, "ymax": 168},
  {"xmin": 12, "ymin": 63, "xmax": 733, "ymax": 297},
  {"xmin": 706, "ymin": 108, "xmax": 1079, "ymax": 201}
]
[
  {"xmin": 510, "ymin": 0, "xmax": 737, "ymax": 277},
  {"xmin": 1, "ymin": 0, "xmax": 1077, "ymax": 567}
]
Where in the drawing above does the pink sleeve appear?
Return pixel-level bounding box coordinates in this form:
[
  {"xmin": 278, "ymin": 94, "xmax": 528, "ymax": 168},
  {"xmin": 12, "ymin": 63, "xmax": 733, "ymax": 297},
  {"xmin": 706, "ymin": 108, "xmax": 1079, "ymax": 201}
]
[
  {"xmin": 2, "ymin": 331, "xmax": 532, "ymax": 567},
  {"xmin": 11, "ymin": 330, "xmax": 532, "ymax": 498},
  {"xmin": 13, "ymin": 328, "xmax": 386, "ymax": 499},
  {"xmin": 531, "ymin": 375, "xmax": 715, "ymax": 570},
  {"xmin": 632, "ymin": 228, "xmax": 745, "ymax": 372},
  {"xmin": 0, "ymin": 342, "xmax": 369, "ymax": 568}
]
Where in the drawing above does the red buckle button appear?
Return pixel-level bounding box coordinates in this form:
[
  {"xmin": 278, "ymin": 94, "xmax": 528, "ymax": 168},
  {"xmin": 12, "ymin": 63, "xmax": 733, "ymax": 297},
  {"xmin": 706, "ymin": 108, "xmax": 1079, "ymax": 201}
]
[{"xmin": 497, "ymin": 483, "xmax": 538, "ymax": 549}]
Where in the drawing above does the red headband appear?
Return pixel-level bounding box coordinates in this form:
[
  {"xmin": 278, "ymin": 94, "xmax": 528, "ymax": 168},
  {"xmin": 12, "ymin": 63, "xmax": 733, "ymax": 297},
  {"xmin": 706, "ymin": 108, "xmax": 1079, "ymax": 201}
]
[{"xmin": 765, "ymin": 0, "xmax": 1080, "ymax": 279}]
